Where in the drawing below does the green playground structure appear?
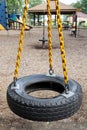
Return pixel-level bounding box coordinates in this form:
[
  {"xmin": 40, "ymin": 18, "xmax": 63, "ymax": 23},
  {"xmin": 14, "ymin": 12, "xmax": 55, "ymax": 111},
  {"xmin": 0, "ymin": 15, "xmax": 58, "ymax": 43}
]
[{"xmin": 8, "ymin": 14, "xmax": 32, "ymax": 30}]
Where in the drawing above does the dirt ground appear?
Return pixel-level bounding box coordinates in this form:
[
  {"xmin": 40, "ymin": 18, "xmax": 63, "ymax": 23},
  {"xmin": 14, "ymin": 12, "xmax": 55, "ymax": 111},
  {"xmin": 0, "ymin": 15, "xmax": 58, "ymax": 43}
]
[{"xmin": 0, "ymin": 28, "xmax": 87, "ymax": 130}]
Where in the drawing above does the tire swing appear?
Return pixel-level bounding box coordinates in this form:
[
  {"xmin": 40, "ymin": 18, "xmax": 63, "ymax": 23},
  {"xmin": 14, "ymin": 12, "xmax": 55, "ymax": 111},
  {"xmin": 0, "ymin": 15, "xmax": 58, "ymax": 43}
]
[{"xmin": 7, "ymin": 0, "xmax": 82, "ymax": 121}]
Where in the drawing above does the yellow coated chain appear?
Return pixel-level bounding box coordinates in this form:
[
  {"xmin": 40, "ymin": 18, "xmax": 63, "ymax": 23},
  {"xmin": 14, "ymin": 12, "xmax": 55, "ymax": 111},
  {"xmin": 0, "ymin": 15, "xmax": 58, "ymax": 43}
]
[
  {"xmin": 55, "ymin": 0, "xmax": 69, "ymax": 85},
  {"xmin": 46, "ymin": 0, "xmax": 54, "ymax": 75},
  {"xmin": 14, "ymin": 0, "xmax": 29, "ymax": 81}
]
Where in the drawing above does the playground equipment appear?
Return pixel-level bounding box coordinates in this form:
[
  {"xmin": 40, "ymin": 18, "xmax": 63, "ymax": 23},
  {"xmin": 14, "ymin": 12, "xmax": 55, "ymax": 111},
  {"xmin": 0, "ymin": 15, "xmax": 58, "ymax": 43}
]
[
  {"xmin": 8, "ymin": 18, "xmax": 33, "ymax": 30},
  {"xmin": 7, "ymin": 0, "xmax": 82, "ymax": 121},
  {"xmin": 8, "ymin": 14, "xmax": 32, "ymax": 30},
  {"xmin": 0, "ymin": 0, "xmax": 8, "ymax": 30},
  {"xmin": 0, "ymin": 24, "xmax": 5, "ymax": 30},
  {"xmin": 39, "ymin": 14, "xmax": 48, "ymax": 48},
  {"xmin": 0, "ymin": 0, "xmax": 32, "ymax": 30},
  {"xmin": 70, "ymin": 15, "xmax": 77, "ymax": 37}
]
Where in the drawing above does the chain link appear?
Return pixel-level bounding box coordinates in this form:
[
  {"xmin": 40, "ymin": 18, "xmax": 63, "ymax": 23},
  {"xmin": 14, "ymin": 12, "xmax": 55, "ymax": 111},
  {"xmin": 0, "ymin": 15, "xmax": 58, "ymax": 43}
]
[
  {"xmin": 13, "ymin": 0, "xmax": 68, "ymax": 86},
  {"xmin": 46, "ymin": 0, "xmax": 54, "ymax": 74},
  {"xmin": 14, "ymin": 0, "xmax": 29, "ymax": 79},
  {"xmin": 55, "ymin": 0, "xmax": 69, "ymax": 84}
]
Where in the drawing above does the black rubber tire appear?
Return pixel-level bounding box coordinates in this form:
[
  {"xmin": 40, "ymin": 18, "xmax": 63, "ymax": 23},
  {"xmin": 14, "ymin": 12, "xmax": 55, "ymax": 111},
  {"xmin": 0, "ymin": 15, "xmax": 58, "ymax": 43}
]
[{"xmin": 7, "ymin": 74, "xmax": 82, "ymax": 121}]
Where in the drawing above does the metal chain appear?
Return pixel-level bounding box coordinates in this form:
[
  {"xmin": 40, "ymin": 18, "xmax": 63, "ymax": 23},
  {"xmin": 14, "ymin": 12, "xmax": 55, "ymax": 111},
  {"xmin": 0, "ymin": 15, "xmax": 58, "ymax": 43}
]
[
  {"xmin": 46, "ymin": 0, "xmax": 54, "ymax": 75},
  {"xmin": 55, "ymin": 0, "xmax": 69, "ymax": 86},
  {"xmin": 14, "ymin": 0, "xmax": 29, "ymax": 81}
]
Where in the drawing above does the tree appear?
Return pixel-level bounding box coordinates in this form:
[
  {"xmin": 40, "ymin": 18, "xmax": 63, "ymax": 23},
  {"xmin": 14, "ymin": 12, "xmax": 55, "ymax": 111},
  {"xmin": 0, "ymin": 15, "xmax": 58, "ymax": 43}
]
[
  {"xmin": 29, "ymin": 0, "xmax": 43, "ymax": 8},
  {"xmin": 7, "ymin": 0, "xmax": 43, "ymax": 14},
  {"xmin": 81, "ymin": 0, "xmax": 87, "ymax": 14},
  {"xmin": 71, "ymin": 0, "xmax": 87, "ymax": 14},
  {"xmin": 7, "ymin": 0, "xmax": 23, "ymax": 14},
  {"xmin": 71, "ymin": 1, "xmax": 81, "ymax": 10}
]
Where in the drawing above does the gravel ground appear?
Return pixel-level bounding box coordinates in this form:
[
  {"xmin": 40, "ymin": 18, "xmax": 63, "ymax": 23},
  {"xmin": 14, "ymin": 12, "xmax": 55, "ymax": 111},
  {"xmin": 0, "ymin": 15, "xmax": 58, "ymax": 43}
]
[{"xmin": 0, "ymin": 28, "xmax": 87, "ymax": 130}]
